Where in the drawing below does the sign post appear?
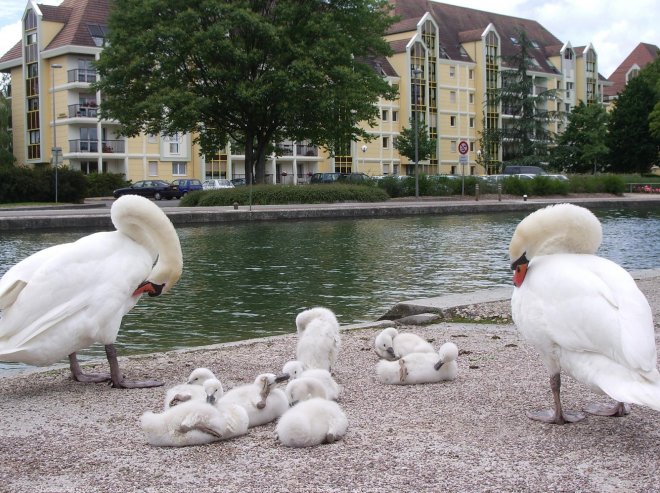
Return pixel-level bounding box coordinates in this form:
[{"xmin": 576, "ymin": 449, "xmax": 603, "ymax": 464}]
[{"xmin": 458, "ymin": 140, "xmax": 469, "ymax": 196}]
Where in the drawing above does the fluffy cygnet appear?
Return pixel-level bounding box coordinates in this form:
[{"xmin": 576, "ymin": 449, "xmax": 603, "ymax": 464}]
[
  {"xmin": 276, "ymin": 398, "xmax": 348, "ymax": 448},
  {"xmin": 204, "ymin": 378, "xmax": 249, "ymax": 439},
  {"xmin": 286, "ymin": 377, "xmax": 328, "ymax": 405},
  {"xmin": 163, "ymin": 367, "xmax": 217, "ymax": 409},
  {"xmin": 140, "ymin": 400, "xmax": 228, "ymax": 447},
  {"xmin": 376, "ymin": 342, "xmax": 459, "ymax": 385},
  {"xmin": 218, "ymin": 373, "xmax": 290, "ymax": 428},
  {"xmin": 282, "ymin": 360, "xmax": 341, "ymax": 400},
  {"xmin": 374, "ymin": 327, "xmax": 435, "ymax": 361},
  {"xmin": 295, "ymin": 307, "xmax": 341, "ymax": 371}
]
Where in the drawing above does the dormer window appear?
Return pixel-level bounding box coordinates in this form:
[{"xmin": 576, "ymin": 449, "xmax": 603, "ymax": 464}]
[{"xmin": 87, "ymin": 24, "xmax": 108, "ymax": 47}]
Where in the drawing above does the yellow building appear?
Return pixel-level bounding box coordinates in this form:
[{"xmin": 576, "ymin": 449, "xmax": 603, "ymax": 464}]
[{"xmin": 0, "ymin": 0, "xmax": 609, "ymax": 184}]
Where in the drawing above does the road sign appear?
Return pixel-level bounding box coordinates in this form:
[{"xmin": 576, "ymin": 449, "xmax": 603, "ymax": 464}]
[
  {"xmin": 458, "ymin": 140, "xmax": 469, "ymax": 155},
  {"xmin": 459, "ymin": 154, "xmax": 468, "ymax": 166}
]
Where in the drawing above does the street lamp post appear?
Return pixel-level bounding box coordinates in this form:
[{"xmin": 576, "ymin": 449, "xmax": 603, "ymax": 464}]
[
  {"xmin": 361, "ymin": 144, "xmax": 367, "ymax": 174},
  {"xmin": 51, "ymin": 63, "xmax": 62, "ymax": 203},
  {"xmin": 412, "ymin": 68, "xmax": 423, "ymax": 199}
]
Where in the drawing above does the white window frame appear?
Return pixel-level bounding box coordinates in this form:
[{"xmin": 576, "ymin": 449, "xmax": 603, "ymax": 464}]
[
  {"xmin": 148, "ymin": 161, "xmax": 158, "ymax": 176},
  {"xmin": 172, "ymin": 161, "xmax": 187, "ymax": 176}
]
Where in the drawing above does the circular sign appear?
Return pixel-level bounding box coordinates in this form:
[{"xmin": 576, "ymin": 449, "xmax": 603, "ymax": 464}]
[{"xmin": 458, "ymin": 141, "xmax": 469, "ymax": 155}]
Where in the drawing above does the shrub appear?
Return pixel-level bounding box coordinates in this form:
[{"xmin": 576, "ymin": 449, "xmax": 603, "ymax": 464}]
[
  {"xmin": 180, "ymin": 184, "xmax": 390, "ymax": 207},
  {"xmin": 85, "ymin": 172, "xmax": 128, "ymax": 197},
  {"xmin": 568, "ymin": 174, "xmax": 625, "ymax": 195},
  {"xmin": 0, "ymin": 165, "xmax": 86, "ymax": 203}
]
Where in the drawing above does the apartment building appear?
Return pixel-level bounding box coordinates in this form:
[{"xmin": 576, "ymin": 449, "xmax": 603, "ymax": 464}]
[
  {"xmin": 0, "ymin": 0, "xmax": 608, "ymax": 183},
  {"xmin": 603, "ymin": 42, "xmax": 659, "ymax": 109}
]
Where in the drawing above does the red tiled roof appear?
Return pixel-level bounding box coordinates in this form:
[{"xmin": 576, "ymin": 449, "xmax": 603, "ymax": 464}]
[
  {"xmin": 388, "ymin": 0, "xmax": 563, "ymax": 74},
  {"xmin": 604, "ymin": 42, "xmax": 659, "ymax": 97},
  {"xmin": 389, "ymin": 39, "xmax": 409, "ymax": 54},
  {"xmin": 0, "ymin": 0, "xmax": 110, "ymax": 65}
]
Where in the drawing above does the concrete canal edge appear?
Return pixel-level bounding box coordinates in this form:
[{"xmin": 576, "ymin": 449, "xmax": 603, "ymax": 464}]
[{"xmin": 0, "ymin": 194, "xmax": 658, "ymax": 231}]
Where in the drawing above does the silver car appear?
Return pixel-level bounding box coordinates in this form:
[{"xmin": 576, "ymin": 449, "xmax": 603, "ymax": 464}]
[{"xmin": 202, "ymin": 179, "xmax": 235, "ymax": 190}]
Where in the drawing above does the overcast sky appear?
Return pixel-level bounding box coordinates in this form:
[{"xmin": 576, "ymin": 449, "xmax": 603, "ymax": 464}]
[{"xmin": 1, "ymin": 0, "xmax": 658, "ymax": 77}]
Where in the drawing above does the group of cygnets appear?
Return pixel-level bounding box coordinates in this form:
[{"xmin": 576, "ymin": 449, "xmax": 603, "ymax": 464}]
[{"xmin": 140, "ymin": 307, "xmax": 459, "ymax": 448}]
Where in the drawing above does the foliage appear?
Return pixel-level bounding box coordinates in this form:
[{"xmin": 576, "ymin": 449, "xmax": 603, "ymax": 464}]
[
  {"xmin": 551, "ymin": 101, "xmax": 609, "ymax": 174},
  {"xmin": 566, "ymin": 174, "xmax": 625, "ymax": 195},
  {"xmin": 0, "ymin": 88, "xmax": 14, "ymax": 167},
  {"xmin": 95, "ymin": 0, "xmax": 397, "ymax": 184},
  {"xmin": 0, "ymin": 165, "xmax": 87, "ymax": 203},
  {"xmin": 485, "ymin": 30, "xmax": 560, "ymax": 166},
  {"xmin": 607, "ymin": 58, "xmax": 659, "ymax": 173},
  {"xmin": 393, "ymin": 117, "xmax": 437, "ymax": 163},
  {"xmin": 180, "ymin": 183, "xmax": 389, "ymax": 206},
  {"xmin": 85, "ymin": 172, "xmax": 128, "ymax": 197}
]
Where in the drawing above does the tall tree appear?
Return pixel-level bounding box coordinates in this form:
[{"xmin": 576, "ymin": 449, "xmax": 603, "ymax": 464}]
[
  {"xmin": 94, "ymin": 0, "xmax": 397, "ymax": 184},
  {"xmin": 551, "ymin": 101, "xmax": 609, "ymax": 174},
  {"xmin": 0, "ymin": 74, "xmax": 15, "ymax": 167},
  {"xmin": 607, "ymin": 74, "xmax": 658, "ymax": 173},
  {"xmin": 487, "ymin": 30, "xmax": 560, "ymax": 167}
]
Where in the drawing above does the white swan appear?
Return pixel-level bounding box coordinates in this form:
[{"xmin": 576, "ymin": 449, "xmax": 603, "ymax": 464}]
[
  {"xmin": 140, "ymin": 400, "xmax": 228, "ymax": 447},
  {"xmin": 0, "ymin": 195, "xmax": 182, "ymax": 388},
  {"xmin": 282, "ymin": 360, "xmax": 341, "ymax": 400},
  {"xmin": 218, "ymin": 373, "xmax": 290, "ymax": 428},
  {"xmin": 164, "ymin": 367, "xmax": 217, "ymax": 409},
  {"xmin": 203, "ymin": 378, "xmax": 249, "ymax": 439},
  {"xmin": 295, "ymin": 307, "xmax": 341, "ymax": 371},
  {"xmin": 276, "ymin": 397, "xmax": 348, "ymax": 448},
  {"xmin": 286, "ymin": 377, "xmax": 328, "ymax": 405},
  {"xmin": 510, "ymin": 203, "xmax": 660, "ymax": 424},
  {"xmin": 376, "ymin": 342, "xmax": 459, "ymax": 385},
  {"xmin": 374, "ymin": 327, "xmax": 435, "ymax": 360}
]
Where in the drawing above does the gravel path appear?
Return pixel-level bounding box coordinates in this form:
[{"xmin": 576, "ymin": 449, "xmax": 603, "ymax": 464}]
[{"xmin": 0, "ymin": 276, "xmax": 659, "ymax": 493}]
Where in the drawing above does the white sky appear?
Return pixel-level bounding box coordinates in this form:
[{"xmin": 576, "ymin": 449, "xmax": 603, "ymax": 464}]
[{"xmin": 1, "ymin": 0, "xmax": 658, "ymax": 77}]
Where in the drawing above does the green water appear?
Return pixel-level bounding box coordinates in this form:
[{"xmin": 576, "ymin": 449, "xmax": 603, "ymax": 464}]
[{"xmin": 1, "ymin": 206, "xmax": 658, "ymax": 372}]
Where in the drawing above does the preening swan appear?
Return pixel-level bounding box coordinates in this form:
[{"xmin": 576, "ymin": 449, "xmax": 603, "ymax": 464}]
[
  {"xmin": 376, "ymin": 342, "xmax": 459, "ymax": 385},
  {"xmin": 218, "ymin": 373, "xmax": 290, "ymax": 428},
  {"xmin": 0, "ymin": 195, "xmax": 183, "ymax": 388},
  {"xmin": 286, "ymin": 377, "xmax": 328, "ymax": 405},
  {"xmin": 295, "ymin": 307, "xmax": 341, "ymax": 371},
  {"xmin": 510, "ymin": 203, "xmax": 660, "ymax": 424},
  {"xmin": 374, "ymin": 327, "xmax": 435, "ymax": 361},
  {"xmin": 276, "ymin": 398, "xmax": 348, "ymax": 448},
  {"xmin": 164, "ymin": 368, "xmax": 216, "ymax": 409}
]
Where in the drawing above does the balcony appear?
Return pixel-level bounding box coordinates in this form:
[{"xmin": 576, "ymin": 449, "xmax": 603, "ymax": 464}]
[
  {"xmin": 69, "ymin": 139, "xmax": 124, "ymax": 153},
  {"xmin": 297, "ymin": 144, "xmax": 318, "ymax": 157},
  {"xmin": 67, "ymin": 68, "xmax": 97, "ymax": 84},
  {"xmin": 68, "ymin": 103, "xmax": 99, "ymax": 118}
]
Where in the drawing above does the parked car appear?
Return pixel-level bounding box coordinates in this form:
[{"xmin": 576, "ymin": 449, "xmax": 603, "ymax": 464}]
[
  {"xmin": 502, "ymin": 165, "xmax": 546, "ymax": 175},
  {"xmin": 202, "ymin": 179, "xmax": 235, "ymax": 190},
  {"xmin": 171, "ymin": 178, "xmax": 203, "ymax": 196},
  {"xmin": 112, "ymin": 180, "xmax": 180, "ymax": 200},
  {"xmin": 230, "ymin": 178, "xmax": 247, "ymax": 186},
  {"xmin": 310, "ymin": 172, "xmax": 372, "ymax": 184}
]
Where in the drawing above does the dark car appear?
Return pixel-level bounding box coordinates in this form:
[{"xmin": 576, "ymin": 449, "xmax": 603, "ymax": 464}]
[
  {"xmin": 230, "ymin": 178, "xmax": 247, "ymax": 186},
  {"xmin": 310, "ymin": 172, "xmax": 341, "ymax": 184},
  {"xmin": 502, "ymin": 165, "xmax": 546, "ymax": 175},
  {"xmin": 112, "ymin": 180, "xmax": 180, "ymax": 200},
  {"xmin": 337, "ymin": 172, "xmax": 372, "ymax": 184},
  {"xmin": 171, "ymin": 178, "xmax": 203, "ymax": 196}
]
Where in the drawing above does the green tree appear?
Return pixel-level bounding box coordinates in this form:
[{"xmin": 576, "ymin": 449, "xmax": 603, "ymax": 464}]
[
  {"xmin": 607, "ymin": 74, "xmax": 658, "ymax": 173},
  {"xmin": 0, "ymin": 74, "xmax": 14, "ymax": 167},
  {"xmin": 393, "ymin": 117, "xmax": 436, "ymax": 163},
  {"xmin": 551, "ymin": 101, "xmax": 609, "ymax": 174},
  {"xmin": 487, "ymin": 30, "xmax": 560, "ymax": 167},
  {"xmin": 94, "ymin": 0, "xmax": 397, "ymax": 184}
]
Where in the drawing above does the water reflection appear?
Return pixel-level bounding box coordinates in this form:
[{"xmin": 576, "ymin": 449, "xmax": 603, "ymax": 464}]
[{"xmin": 1, "ymin": 206, "xmax": 658, "ymax": 372}]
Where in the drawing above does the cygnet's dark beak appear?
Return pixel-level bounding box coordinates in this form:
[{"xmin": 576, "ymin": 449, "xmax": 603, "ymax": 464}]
[
  {"xmin": 206, "ymin": 394, "xmax": 216, "ymax": 404},
  {"xmin": 275, "ymin": 373, "xmax": 290, "ymax": 383},
  {"xmin": 434, "ymin": 360, "xmax": 444, "ymax": 371},
  {"xmin": 386, "ymin": 347, "xmax": 396, "ymax": 358}
]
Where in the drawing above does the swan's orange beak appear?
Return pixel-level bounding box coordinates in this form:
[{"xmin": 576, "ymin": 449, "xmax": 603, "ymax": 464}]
[
  {"xmin": 511, "ymin": 253, "xmax": 529, "ymax": 287},
  {"xmin": 133, "ymin": 281, "xmax": 164, "ymax": 297}
]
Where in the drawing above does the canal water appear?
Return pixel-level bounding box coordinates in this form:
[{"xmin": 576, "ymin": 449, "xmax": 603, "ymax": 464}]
[{"xmin": 1, "ymin": 205, "xmax": 658, "ymax": 373}]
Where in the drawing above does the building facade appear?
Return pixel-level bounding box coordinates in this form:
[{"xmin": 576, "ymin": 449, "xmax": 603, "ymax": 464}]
[{"xmin": 0, "ymin": 0, "xmax": 609, "ymax": 184}]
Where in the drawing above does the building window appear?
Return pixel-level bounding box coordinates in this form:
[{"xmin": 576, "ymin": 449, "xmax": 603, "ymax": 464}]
[
  {"xmin": 449, "ymin": 65, "xmax": 456, "ymax": 78},
  {"xmin": 80, "ymin": 161, "xmax": 99, "ymax": 174},
  {"xmin": 469, "ymin": 93, "xmax": 474, "ymax": 104},
  {"xmin": 382, "ymin": 109, "xmax": 388, "ymax": 121},
  {"xmin": 382, "ymin": 136, "xmax": 389, "ymax": 149},
  {"xmin": 450, "ymin": 91, "xmax": 456, "ymax": 103},
  {"xmin": 469, "ymin": 117, "xmax": 475, "ymax": 128},
  {"xmin": 469, "ymin": 69, "xmax": 474, "ymax": 80},
  {"xmin": 392, "ymin": 110, "xmax": 398, "ymax": 122},
  {"xmin": 450, "ymin": 140, "xmax": 457, "ymax": 152},
  {"xmin": 450, "ymin": 116, "xmax": 456, "ymax": 127},
  {"xmin": 172, "ymin": 161, "xmax": 187, "ymax": 176},
  {"xmin": 149, "ymin": 161, "xmax": 158, "ymax": 176},
  {"xmin": 470, "ymin": 142, "xmax": 475, "ymax": 152}
]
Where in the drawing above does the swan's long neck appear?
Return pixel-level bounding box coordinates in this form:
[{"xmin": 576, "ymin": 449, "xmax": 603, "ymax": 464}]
[{"xmin": 111, "ymin": 196, "xmax": 183, "ymax": 293}]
